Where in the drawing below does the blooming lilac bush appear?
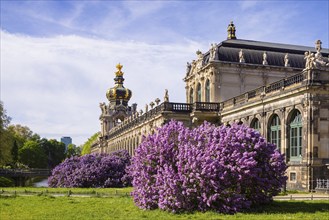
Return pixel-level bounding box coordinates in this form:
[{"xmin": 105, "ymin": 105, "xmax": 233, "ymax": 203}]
[
  {"xmin": 128, "ymin": 120, "xmax": 287, "ymax": 213},
  {"xmin": 48, "ymin": 150, "xmax": 131, "ymax": 188}
]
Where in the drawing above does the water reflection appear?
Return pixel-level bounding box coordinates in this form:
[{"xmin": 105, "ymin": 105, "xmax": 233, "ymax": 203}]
[{"xmin": 33, "ymin": 178, "xmax": 48, "ymax": 187}]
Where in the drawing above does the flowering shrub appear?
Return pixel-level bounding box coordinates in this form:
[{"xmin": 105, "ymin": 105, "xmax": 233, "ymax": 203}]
[
  {"xmin": 128, "ymin": 120, "xmax": 287, "ymax": 213},
  {"xmin": 48, "ymin": 150, "xmax": 131, "ymax": 188}
]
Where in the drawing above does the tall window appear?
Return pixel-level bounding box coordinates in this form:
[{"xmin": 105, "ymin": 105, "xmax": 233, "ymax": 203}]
[
  {"xmin": 189, "ymin": 88, "xmax": 194, "ymax": 103},
  {"xmin": 205, "ymin": 79, "xmax": 210, "ymax": 102},
  {"xmin": 289, "ymin": 110, "xmax": 302, "ymax": 160},
  {"xmin": 251, "ymin": 118, "xmax": 261, "ymax": 132},
  {"xmin": 269, "ymin": 114, "xmax": 281, "ymax": 150},
  {"xmin": 197, "ymin": 83, "xmax": 202, "ymax": 102}
]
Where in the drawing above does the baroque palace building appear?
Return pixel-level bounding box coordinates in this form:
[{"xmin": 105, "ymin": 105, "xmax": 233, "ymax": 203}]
[{"xmin": 92, "ymin": 22, "xmax": 329, "ymax": 191}]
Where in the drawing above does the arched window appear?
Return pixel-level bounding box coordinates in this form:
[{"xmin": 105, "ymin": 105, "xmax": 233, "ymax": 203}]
[
  {"xmin": 251, "ymin": 118, "xmax": 261, "ymax": 131},
  {"xmin": 197, "ymin": 83, "xmax": 202, "ymax": 102},
  {"xmin": 269, "ymin": 114, "xmax": 281, "ymax": 150},
  {"xmin": 205, "ymin": 79, "xmax": 210, "ymax": 102},
  {"xmin": 189, "ymin": 88, "xmax": 194, "ymax": 103},
  {"xmin": 289, "ymin": 110, "xmax": 302, "ymax": 160}
]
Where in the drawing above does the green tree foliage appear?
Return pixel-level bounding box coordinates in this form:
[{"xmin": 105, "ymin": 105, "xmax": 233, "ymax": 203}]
[
  {"xmin": 11, "ymin": 140, "xmax": 19, "ymax": 163},
  {"xmin": 66, "ymin": 144, "xmax": 81, "ymax": 158},
  {"xmin": 0, "ymin": 177, "xmax": 14, "ymax": 187},
  {"xmin": 0, "ymin": 101, "xmax": 12, "ymax": 166},
  {"xmin": 19, "ymin": 140, "xmax": 47, "ymax": 168},
  {"xmin": 81, "ymin": 132, "xmax": 99, "ymax": 155},
  {"xmin": 39, "ymin": 138, "xmax": 66, "ymax": 169},
  {"xmin": 8, "ymin": 124, "xmax": 40, "ymax": 148}
]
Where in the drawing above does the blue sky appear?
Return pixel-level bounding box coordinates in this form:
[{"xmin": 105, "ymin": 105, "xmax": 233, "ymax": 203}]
[{"xmin": 1, "ymin": 0, "xmax": 328, "ymax": 146}]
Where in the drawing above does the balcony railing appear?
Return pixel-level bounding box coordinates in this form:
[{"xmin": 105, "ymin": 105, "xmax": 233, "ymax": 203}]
[
  {"xmin": 102, "ymin": 70, "xmax": 311, "ymax": 140},
  {"xmin": 193, "ymin": 102, "xmax": 220, "ymax": 111}
]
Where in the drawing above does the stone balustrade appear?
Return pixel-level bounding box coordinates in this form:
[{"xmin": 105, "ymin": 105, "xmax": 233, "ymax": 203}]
[{"xmin": 99, "ymin": 68, "xmax": 327, "ymax": 141}]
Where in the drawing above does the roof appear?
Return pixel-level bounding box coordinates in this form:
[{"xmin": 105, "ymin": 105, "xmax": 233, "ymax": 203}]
[{"xmin": 203, "ymin": 39, "xmax": 329, "ymax": 69}]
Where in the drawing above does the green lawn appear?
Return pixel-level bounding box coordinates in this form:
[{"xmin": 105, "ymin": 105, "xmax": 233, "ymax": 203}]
[
  {"xmin": 0, "ymin": 189, "xmax": 328, "ymax": 220},
  {"xmin": 1, "ymin": 187, "xmax": 133, "ymax": 196}
]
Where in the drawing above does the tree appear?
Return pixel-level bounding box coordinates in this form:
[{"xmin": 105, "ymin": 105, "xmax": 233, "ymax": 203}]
[
  {"xmin": 0, "ymin": 101, "xmax": 12, "ymax": 166},
  {"xmin": 19, "ymin": 140, "xmax": 47, "ymax": 168},
  {"xmin": 0, "ymin": 101, "xmax": 11, "ymax": 129},
  {"xmin": 8, "ymin": 124, "xmax": 40, "ymax": 148},
  {"xmin": 39, "ymin": 138, "xmax": 66, "ymax": 169},
  {"xmin": 11, "ymin": 140, "xmax": 19, "ymax": 164},
  {"xmin": 81, "ymin": 132, "xmax": 99, "ymax": 155},
  {"xmin": 66, "ymin": 144, "xmax": 81, "ymax": 158}
]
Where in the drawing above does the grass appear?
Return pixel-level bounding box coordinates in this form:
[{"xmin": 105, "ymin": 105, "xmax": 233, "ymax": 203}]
[
  {"xmin": 1, "ymin": 187, "xmax": 133, "ymax": 196},
  {"xmin": 0, "ymin": 188, "xmax": 328, "ymax": 220}
]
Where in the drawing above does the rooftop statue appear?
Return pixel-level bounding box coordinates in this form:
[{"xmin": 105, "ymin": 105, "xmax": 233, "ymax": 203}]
[
  {"xmin": 284, "ymin": 53, "xmax": 290, "ymax": 67},
  {"xmin": 164, "ymin": 89, "xmax": 169, "ymax": 102},
  {"xmin": 314, "ymin": 40, "xmax": 328, "ymax": 67},
  {"xmin": 196, "ymin": 50, "xmax": 204, "ymax": 70},
  {"xmin": 100, "ymin": 102, "xmax": 107, "ymax": 114},
  {"xmin": 186, "ymin": 62, "xmax": 191, "ymax": 76},
  {"xmin": 262, "ymin": 52, "xmax": 268, "ymax": 65},
  {"xmin": 239, "ymin": 49, "xmax": 245, "ymax": 63},
  {"xmin": 227, "ymin": 21, "xmax": 237, "ymax": 39},
  {"xmin": 209, "ymin": 43, "xmax": 218, "ymax": 61},
  {"xmin": 304, "ymin": 51, "xmax": 316, "ymax": 69}
]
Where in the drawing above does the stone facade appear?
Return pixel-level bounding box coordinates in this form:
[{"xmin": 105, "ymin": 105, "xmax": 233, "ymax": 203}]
[{"xmin": 91, "ymin": 23, "xmax": 329, "ymax": 191}]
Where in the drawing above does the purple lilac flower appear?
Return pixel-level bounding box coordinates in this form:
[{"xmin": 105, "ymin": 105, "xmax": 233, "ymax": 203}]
[
  {"xmin": 48, "ymin": 150, "xmax": 131, "ymax": 188},
  {"xmin": 128, "ymin": 120, "xmax": 287, "ymax": 213}
]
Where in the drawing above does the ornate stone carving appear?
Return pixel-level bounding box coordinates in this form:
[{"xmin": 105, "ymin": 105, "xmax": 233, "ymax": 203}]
[
  {"xmin": 304, "ymin": 51, "xmax": 316, "ymax": 69},
  {"xmin": 239, "ymin": 49, "xmax": 245, "ymax": 63},
  {"xmin": 314, "ymin": 40, "xmax": 327, "ymax": 67},
  {"xmin": 100, "ymin": 102, "xmax": 107, "ymax": 114},
  {"xmin": 304, "ymin": 40, "xmax": 329, "ymax": 69}
]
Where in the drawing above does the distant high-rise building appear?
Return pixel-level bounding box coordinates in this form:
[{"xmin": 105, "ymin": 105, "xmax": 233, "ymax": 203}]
[{"xmin": 61, "ymin": 136, "xmax": 72, "ymax": 151}]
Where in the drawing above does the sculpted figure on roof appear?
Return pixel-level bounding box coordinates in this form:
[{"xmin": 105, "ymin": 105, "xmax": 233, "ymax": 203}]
[
  {"xmin": 164, "ymin": 89, "xmax": 169, "ymax": 102},
  {"xmin": 262, "ymin": 52, "xmax": 268, "ymax": 65},
  {"xmin": 209, "ymin": 43, "xmax": 218, "ymax": 61},
  {"xmin": 284, "ymin": 53, "xmax": 290, "ymax": 67},
  {"xmin": 196, "ymin": 50, "xmax": 204, "ymax": 70},
  {"xmin": 239, "ymin": 49, "xmax": 245, "ymax": 63},
  {"xmin": 313, "ymin": 39, "xmax": 328, "ymax": 67},
  {"xmin": 186, "ymin": 62, "xmax": 191, "ymax": 76},
  {"xmin": 100, "ymin": 102, "xmax": 108, "ymax": 114},
  {"xmin": 304, "ymin": 51, "xmax": 316, "ymax": 69}
]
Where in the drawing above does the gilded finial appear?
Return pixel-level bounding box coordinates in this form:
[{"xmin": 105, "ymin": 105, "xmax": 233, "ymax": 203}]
[
  {"xmin": 115, "ymin": 63, "xmax": 124, "ymax": 77},
  {"xmin": 227, "ymin": 21, "xmax": 237, "ymax": 40}
]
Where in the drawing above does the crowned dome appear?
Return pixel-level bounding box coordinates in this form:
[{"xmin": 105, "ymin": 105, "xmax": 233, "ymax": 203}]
[{"xmin": 106, "ymin": 64, "xmax": 132, "ymax": 103}]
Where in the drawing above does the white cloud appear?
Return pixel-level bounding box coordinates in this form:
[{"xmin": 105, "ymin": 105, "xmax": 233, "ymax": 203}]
[
  {"xmin": 239, "ymin": 1, "xmax": 258, "ymax": 11},
  {"xmin": 1, "ymin": 31, "xmax": 203, "ymax": 145}
]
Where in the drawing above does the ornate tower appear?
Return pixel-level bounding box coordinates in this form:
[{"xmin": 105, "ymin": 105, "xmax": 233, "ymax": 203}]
[{"xmin": 99, "ymin": 64, "xmax": 133, "ymax": 137}]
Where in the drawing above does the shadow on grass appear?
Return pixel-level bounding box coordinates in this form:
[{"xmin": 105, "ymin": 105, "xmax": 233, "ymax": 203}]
[{"xmin": 248, "ymin": 201, "xmax": 329, "ymax": 214}]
